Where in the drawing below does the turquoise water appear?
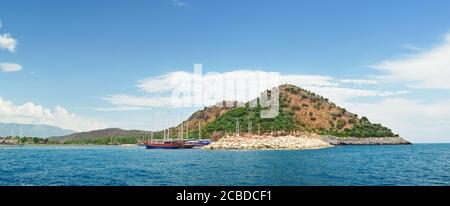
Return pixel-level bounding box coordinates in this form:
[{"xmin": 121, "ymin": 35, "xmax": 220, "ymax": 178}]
[{"xmin": 0, "ymin": 144, "xmax": 449, "ymax": 186}]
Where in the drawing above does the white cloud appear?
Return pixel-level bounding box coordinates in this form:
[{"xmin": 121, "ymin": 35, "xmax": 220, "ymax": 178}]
[
  {"xmin": 102, "ymin": 95, "xmax": 171, "ymax": 108},
  {"xmin": 104, "ymin": 67, "xmax": 450, "ymax": 142},
  {"xmin": 304, "ymin": 86, "xmax": 408, "ymax": 105},
  {"xmin": 0, "ymin": 33, "xmax": 17, "ymax": 52},
  {"xmin": 137, "ymin": 72, "xmax": 186, "ymax": 93},
  {"xmin": 132, "ymin": 70, "xmax": 307, "ymax": 107},
  {"xmin": 107, "ymin": 70, "xmax": 402, "ymax": 108},
  {"xmin": 344, "ymin": 98, "xmax": 450, "ymax": 143},
  {"xmin": 401, "ymin": 43, "xmax": 421, "ymax": 51},
  {"xmin": 0, "ymin": 97, "xmax": 107, "ymax": 132},
  {"xmin": 94, "ymin": 107, "xmax": 154, "ymax": 111},
  {"xmin": 339, "ymin": 79, "xmax": 378, "ymax": 85},
  {"xmin": 172, "ymin": 0, "xmax": 188, "ymax": 6},
  {"xmin": 281, "ymin": 74, "xmax": 337, "ymax": 87},
  {"xmin": 137, "ymin": 70, "xmax": 337, "ymax": 94},
  {"xmin": 0, "ymin": 63, "xmax": 22, "ymax": 72},
  {"xmin": 373, "ymin": 34, "xmax": 450, "ymax": 89}
]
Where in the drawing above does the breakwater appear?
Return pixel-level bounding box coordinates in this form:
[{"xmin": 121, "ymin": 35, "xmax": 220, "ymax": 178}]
[{"xmin": 203, "ymin": 134, "xmax": 332, "ymax": 150}]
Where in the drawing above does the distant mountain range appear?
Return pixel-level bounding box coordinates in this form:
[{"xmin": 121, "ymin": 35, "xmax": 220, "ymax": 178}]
[
  {"xmin": 50, "ymin": 128, "xmax": 148, "ymax": 144},
  {"xmin": 50, "ymin": 106, "xmax": 232, "ymax": 144},
  {"xmin": 0, "ymin": 122, "xmax": 76, "ymax": 138}
]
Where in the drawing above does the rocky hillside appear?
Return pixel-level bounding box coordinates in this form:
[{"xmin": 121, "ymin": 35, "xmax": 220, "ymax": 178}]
[
  {"xmin": 279, "ymin": 84, "xmax": 397, "ymax": 137},
  {"xmin": 185, "ymin": 84, "xmax": 398, "ymax": 139},
  {"xmin": 53, "ymin": 84, "xmax": 401, "ymax": 144},
  {"xmin": 179, "ymin": 101, "xmax": 234, "ymax": 129}
]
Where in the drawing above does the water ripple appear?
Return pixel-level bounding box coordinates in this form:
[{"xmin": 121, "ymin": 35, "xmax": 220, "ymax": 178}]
[{"xmin": 0, "ymin": 144, "xmax": 449, "ymax": 185}]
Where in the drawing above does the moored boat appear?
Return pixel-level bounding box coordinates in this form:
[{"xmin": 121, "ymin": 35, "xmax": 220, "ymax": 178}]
[
  {"xmin": 145, "ymin": 142, "xmax": 180, "ymax": 149},
  {"xmin": 196, "ymin": 140, "xmax": 211, "ymax": 147},
  {"xmin": 178, "ymin": 141, "xmax": 196, "ymax": 149},
  {"xmin": 186, "ymin": 140, "xmax": 212, "ymax": 148},
  {"xmin": 145, "ymin": 140, "xmax": 195, "ymax": 149}
]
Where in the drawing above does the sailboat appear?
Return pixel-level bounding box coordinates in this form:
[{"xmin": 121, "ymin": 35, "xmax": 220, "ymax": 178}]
[
  {"xmin": 1, "ymin": 127, "xmax": 25, "ymax": 147},
  {"xmin": 184, "ymin": 119, "xmax": 211, "ymax": 148},
  {"xmin": 145, "ymin": 134, "xmax": 196, "ymax": 149},
  {"xmin": 145, "ymin": 105, "xmax": 195, "ymax": 149},
  {"xmin": 16, "ymin": 127, "xmax": 25, "ymax": 146}
]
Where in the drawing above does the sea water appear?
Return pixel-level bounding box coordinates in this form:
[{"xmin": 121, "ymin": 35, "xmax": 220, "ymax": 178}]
[{"xmin": 0, "ymin": 144, "xmax": 449, "ymax": 186}]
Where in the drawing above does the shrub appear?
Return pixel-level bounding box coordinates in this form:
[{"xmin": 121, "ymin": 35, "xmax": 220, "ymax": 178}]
[
  {"xmin": 204, "ymin": 106, "xmax": 299, "ymax": 136},
  {"xmin": 336, "ymin": 120, "xmax": 347, "ymax": 129},
  {"xmin": 348, "ymin": 118, "xmax": 357, "ymax": 124},
  {"xmin": 329, "ymin": 121, "xmax": 335, "ymax": 127},
  {"xmin": 292, "ymin": 105, "xmax": 301, "ymax": 111},
  {"xmin": 361, "ymin": 116, "xmax": 369, "ymax": 123}
]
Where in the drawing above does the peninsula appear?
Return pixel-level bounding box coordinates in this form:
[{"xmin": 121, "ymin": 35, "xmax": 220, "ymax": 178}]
[{"xmin": 48, "ymin": 84, "xmax": 410, "ymax": 149}]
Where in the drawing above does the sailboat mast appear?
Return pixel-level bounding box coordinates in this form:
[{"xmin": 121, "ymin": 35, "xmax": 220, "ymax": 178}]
[
  {"xmin": 150, "ymin": 117, "xmax": 153, "ymax": 143},
  {"xmin": 236, "ymin": 118, "xmax": 240, "ymax": 136},
  {"xmin": 186, "ymin": 122, "xmax": 189, "ymax": 140},
  {"xmin": 198, "ymin": 122, "xmax": 201, "ymax": 140},
  {"xmin": 180, "ymin": 109, "xmax": 183, "ymax": 141},
  {"xmin": 168, "ymin": 106, "xmax": 171, "ymax": 141}
]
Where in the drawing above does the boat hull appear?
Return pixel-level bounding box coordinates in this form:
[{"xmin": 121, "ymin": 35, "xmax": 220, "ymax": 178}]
[
  {"xmin": 196, "ymin": 140, "xmax": 211, "ymax": 147},
  {"xmin": 146, "ymin": 145, "xmax": 180, "ymax": 149},
  {"xmin": 186, "ymin": 140, "xmax": 211, "ymax": 148},
  {"xmin": 145, "ymin": 142, "xmax": 196, "ymax": 149},
  {"xmin": 179, "ymin": 144, "xmax": 196, "ymax": 149}
]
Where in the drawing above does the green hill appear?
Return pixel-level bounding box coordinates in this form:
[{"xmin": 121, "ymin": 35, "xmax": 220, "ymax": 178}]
[
  {"xmin": 52, "ymin": 84, "xmax": 398, "ymax": 144},
  {"xmin": 196, "ymin": 84, "xmax": 397, "ymax": 139}
]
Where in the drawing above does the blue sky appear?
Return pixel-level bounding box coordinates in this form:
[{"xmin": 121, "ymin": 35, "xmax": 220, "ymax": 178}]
[{"xmin": 1, "ymin": 0, "xmax": 450, "ymax": 142}]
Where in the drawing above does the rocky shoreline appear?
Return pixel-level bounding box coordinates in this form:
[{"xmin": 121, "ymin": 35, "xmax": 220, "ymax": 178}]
[
  {"xmin": 203, "ymin": 134, "xmax": 333, "ymax": 150},
  {"xmin": 318, "ymin": 136, "xmax": 411, "ymax": 145},
  {"xmin": 202, "ymin": 133, "xmax": 411, "ymax": 150}
]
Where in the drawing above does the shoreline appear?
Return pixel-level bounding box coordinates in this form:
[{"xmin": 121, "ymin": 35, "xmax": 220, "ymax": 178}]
[
  {"xmin": 203, "ymin": 133, "xmax": 411, "ymax": 150},
  {"xmin": 0, "ymin": 144, "xmax": 140, "ymax": 147},
  {"xmin": 1, "ymin": 136, "xmax": 411, "ymax": 149},
  {"xmin": 318, "ymin": 136, "xmax": 411, "ymax": 145},
  {"xmin": 203, "ymin": 134, "xmax": 333, "ymax": 150}
]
